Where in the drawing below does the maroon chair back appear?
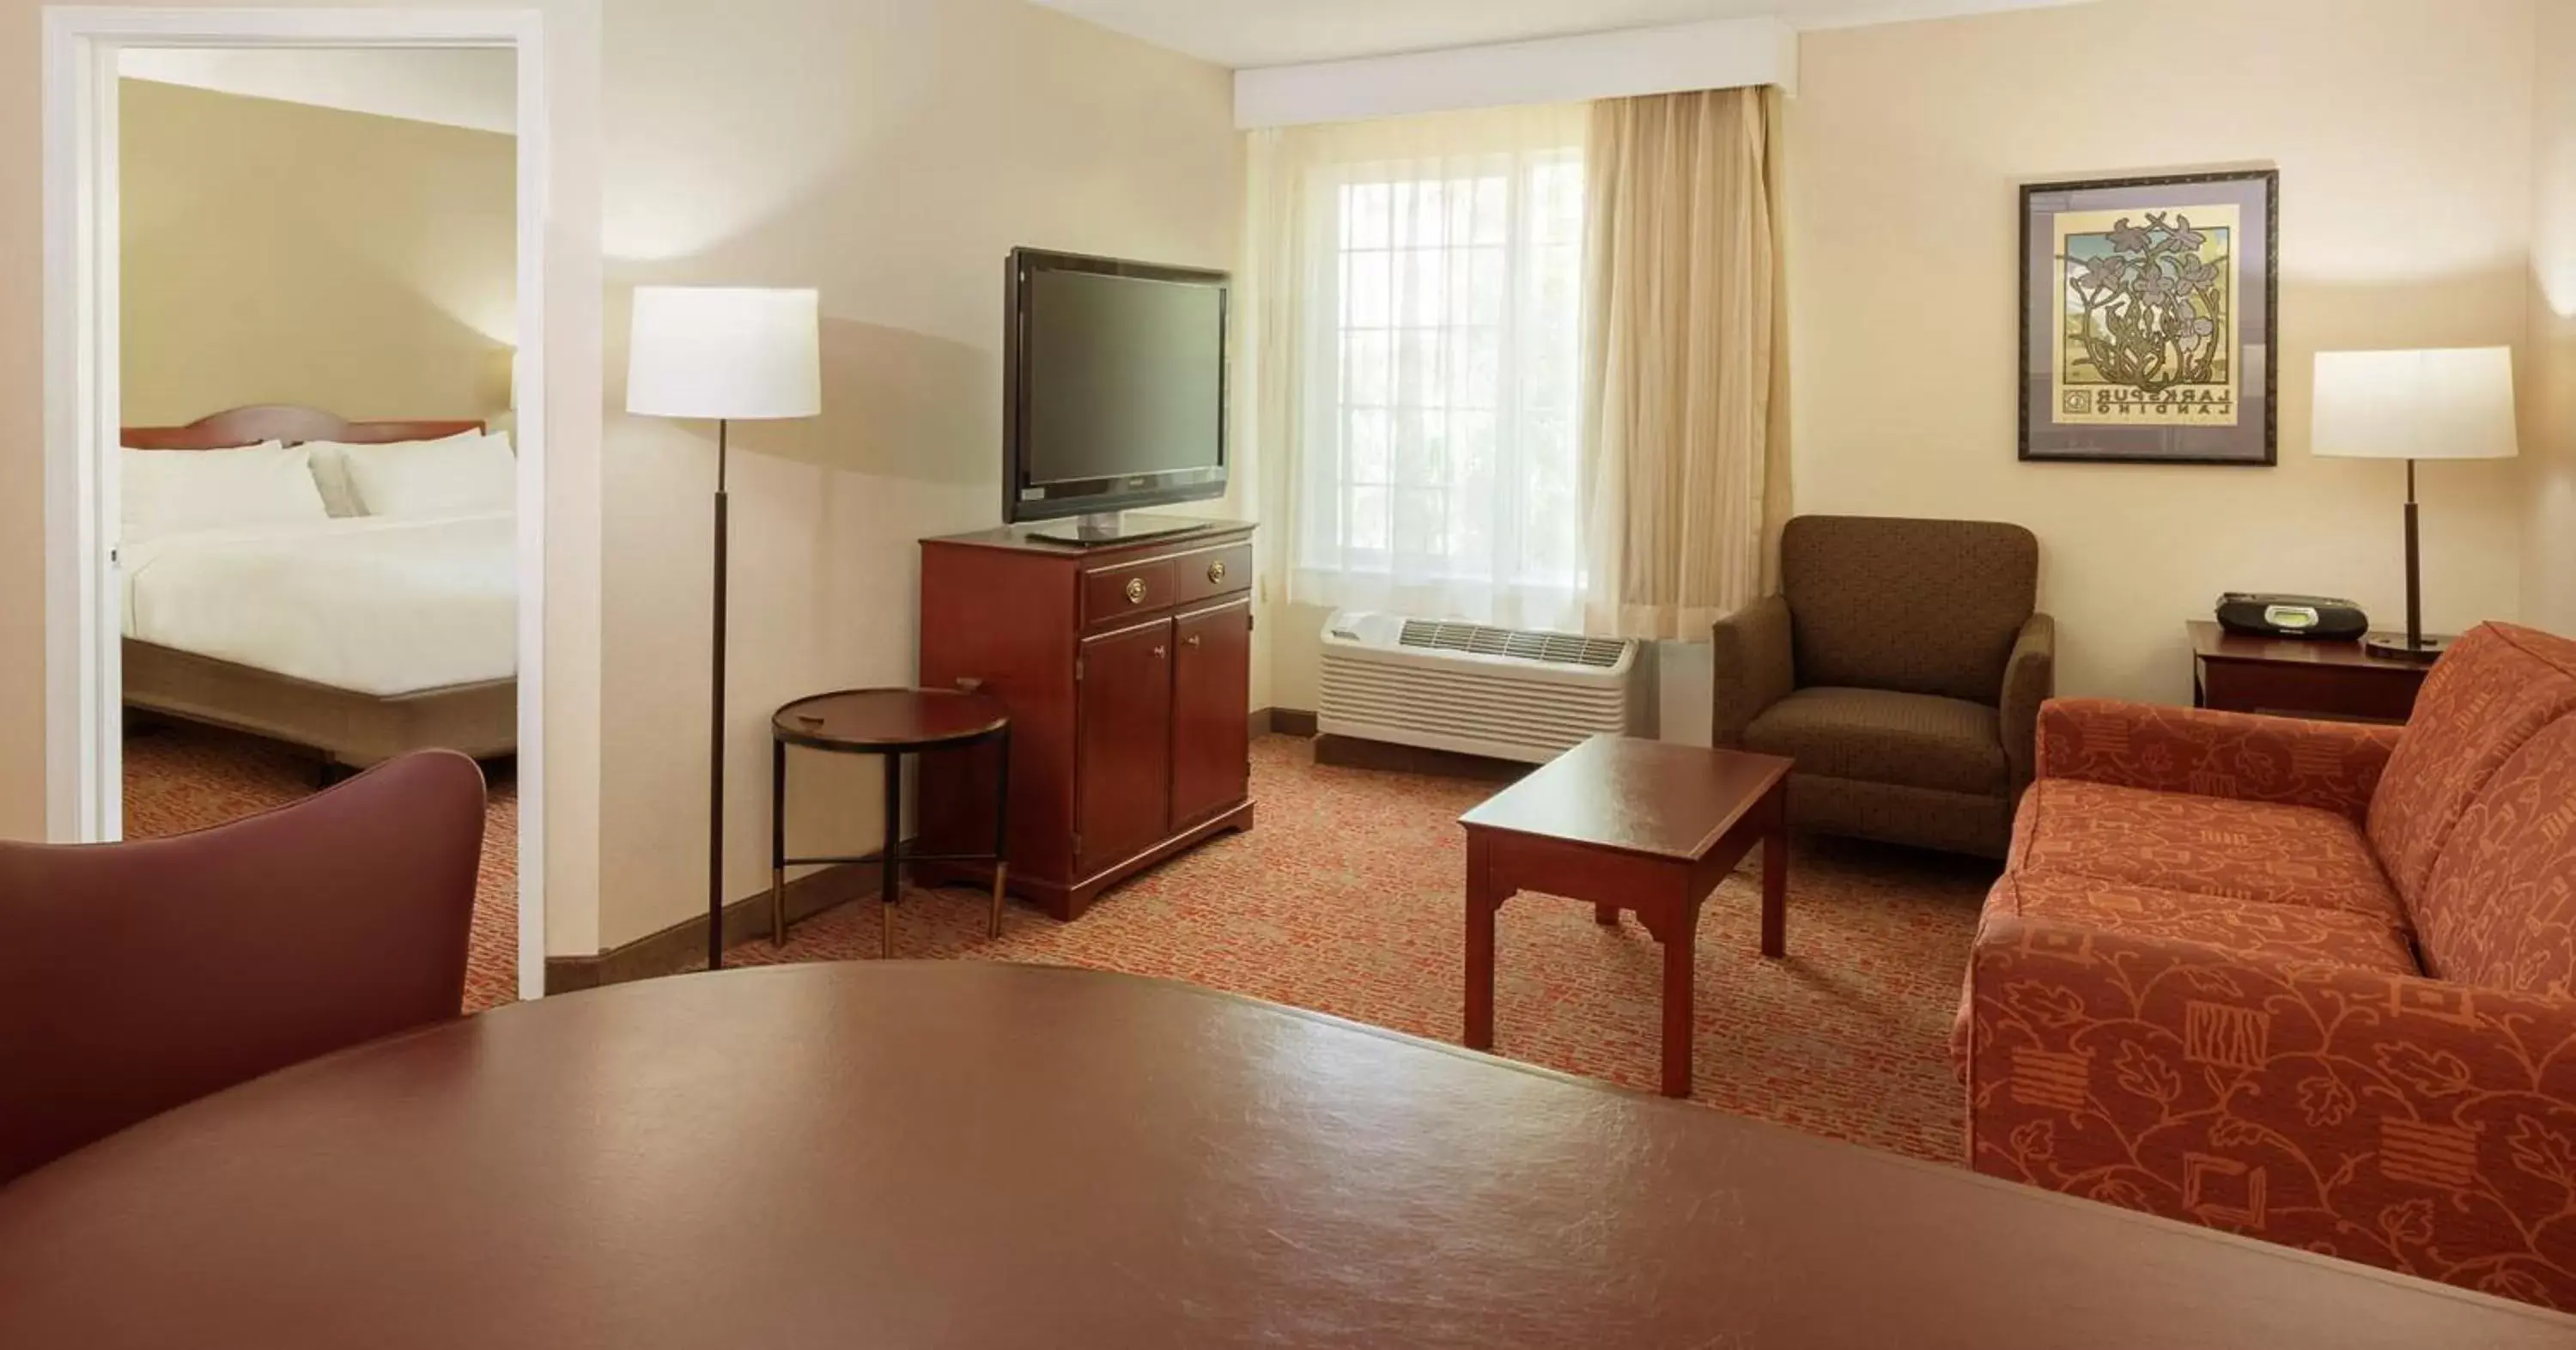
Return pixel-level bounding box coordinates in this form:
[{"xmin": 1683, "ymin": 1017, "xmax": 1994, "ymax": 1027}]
[{"xmin": 0, "ymin": 750, "xmax": 486, "ymax": 1184}]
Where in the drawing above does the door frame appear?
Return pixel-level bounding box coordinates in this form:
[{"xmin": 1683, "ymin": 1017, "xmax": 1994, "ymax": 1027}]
[{"xmin": 41, "ymin": 7, "xmax": 553, "ymax": 1000}]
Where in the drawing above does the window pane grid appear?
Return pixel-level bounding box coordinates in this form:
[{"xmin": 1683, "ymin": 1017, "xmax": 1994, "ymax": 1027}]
[{"xmin": 1310, "ymin": 145, "xmax": 1583, "ymax": 595}]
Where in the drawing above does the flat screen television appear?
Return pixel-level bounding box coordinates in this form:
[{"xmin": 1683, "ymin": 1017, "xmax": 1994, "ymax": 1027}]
[{"xmin": 1003, "ymin": 247, "xmax": 1230, "ymax": 544}]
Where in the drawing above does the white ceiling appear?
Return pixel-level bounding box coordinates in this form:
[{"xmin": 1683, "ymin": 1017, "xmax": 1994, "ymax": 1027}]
[
  {"xmin": 118, "ymin": 47, "xmax": 517, "ymax": 135},
  {"xmin": 1032, "ymin": 0, "xmax": 2091, "ymax": 68}
]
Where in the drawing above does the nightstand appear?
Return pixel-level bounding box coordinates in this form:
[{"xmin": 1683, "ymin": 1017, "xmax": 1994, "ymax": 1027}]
[{"xmin": 2187, "ymin": 620, "xmax": 2433, "ymax": 723}]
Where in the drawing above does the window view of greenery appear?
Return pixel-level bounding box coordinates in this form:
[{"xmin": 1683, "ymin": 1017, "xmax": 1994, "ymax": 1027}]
[{"xmin": 1315, "ymin": 151, "xmax": 1584, "ymax": 592}]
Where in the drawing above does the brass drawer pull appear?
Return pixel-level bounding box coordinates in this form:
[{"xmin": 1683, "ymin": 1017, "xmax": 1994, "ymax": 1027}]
[
  {"xmin": 1124, "ymin": 577, "xmax": 1146, "ymax": 605},
  {"xmin": 1206, "ymin": 560, "xmax": 1228, "ymax": 585},
  {"xmin": 1184, "ymin": 635, "xmax": 1203, "ymax": 648},
  {"xmin": 1151, "ymin": 644, "xmax": 1168, "ymax": 659}
]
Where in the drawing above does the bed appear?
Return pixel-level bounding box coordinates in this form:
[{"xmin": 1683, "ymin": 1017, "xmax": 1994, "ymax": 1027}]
[{"xmin": 119, "ymin": 404, "xmax": 518, "ymax": 769}]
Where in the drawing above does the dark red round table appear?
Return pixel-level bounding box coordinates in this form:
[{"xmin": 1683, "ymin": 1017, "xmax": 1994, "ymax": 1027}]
[
  {"xmin": 0, "ymin": 964, "xmax": 2564, "ymax": 1349},
  {"xmin": 769, "ymin": 687, "xmax": 1010, "ymax": 957}
]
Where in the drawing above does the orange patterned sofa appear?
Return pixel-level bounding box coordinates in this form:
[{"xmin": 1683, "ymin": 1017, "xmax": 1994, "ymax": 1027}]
[{"xmin": 1956, "ymin": 622, "xmax": 2576, "ymax": 1308}]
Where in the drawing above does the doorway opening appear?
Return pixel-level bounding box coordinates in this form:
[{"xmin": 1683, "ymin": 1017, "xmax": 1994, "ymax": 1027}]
[{"xmin": 43, "ymin": 11, "xmax": 551, "ymax": 1002}]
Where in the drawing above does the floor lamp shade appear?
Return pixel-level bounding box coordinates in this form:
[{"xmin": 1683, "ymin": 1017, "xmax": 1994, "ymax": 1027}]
[
  {"xmin": 2310, "ymin": 346, "xmax": 2518, "ymax": 663},
  {"xmin": 626, "ymin": 287, "xmax": 822, "ymax": 420},
  {"xmin": 2311, "ymin": 347, "xmax": 2519, "ymax": 463}
]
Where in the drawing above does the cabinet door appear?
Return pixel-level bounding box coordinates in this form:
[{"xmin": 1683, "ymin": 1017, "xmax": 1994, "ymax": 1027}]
[
  {"xmin": 1170, "ymin": 599, "xmax": 1253, "ymax": 830},
  {"xmin": 1075, "ymin": 618, "xmax": 1174, "ymax": 874}
]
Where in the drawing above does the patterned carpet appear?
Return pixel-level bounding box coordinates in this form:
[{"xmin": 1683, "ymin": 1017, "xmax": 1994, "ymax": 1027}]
[{"xmin": 123, "ymin": 726, "xmax": 1993, "ymax": 1165}]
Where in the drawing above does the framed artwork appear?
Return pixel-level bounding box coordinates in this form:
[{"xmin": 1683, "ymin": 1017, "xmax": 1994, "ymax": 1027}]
[{"xmin": 2019, "ymin": 169, "xmax": 2279, "ymax": 465}]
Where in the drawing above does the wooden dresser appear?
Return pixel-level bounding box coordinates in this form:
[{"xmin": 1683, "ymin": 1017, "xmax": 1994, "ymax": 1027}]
[{"xmin": 917, "ymin": 520, "xmax": 1255, "ymax": 921}]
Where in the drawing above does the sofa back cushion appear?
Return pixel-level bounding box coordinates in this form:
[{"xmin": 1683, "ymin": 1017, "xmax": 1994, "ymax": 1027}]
[
  {"xmin": 2369, "ymin": 623, "xmax": 2576, "ymax": 915},
  {"xmin": 1780, "ymin": 515, "xmax": 2036, "ymax": 704},
  {"xmin": 2410, "ymin": 715, "xmax": 2576, "ymax": 994}
]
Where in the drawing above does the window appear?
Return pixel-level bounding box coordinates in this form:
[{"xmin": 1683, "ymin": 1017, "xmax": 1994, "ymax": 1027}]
[{"xmin": 1285, "ymin": 111, "xmax": 1589, "ymax": 628}]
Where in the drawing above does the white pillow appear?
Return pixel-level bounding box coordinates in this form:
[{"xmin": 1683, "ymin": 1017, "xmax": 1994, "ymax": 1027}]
[
  {"xmin": 121, "ymin": 442, "xmax": 330, "ymax": 538},
  {"xmin": 336, "ymin": 431, "xmax": 517, "ymax": 519}
]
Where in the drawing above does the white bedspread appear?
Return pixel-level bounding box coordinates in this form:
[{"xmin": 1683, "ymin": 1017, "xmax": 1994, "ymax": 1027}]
[{"xmin": 122, "ymin": 514, "xmax": 516, "ymax": 697}]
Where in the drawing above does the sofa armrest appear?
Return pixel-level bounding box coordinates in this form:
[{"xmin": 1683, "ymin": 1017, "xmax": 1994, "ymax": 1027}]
[
  {"xmin": 1710, "ymin": 594, "xmax": 1795, "ymax": 748},
  {"xmin": 2035, "ymin": 697, "xmax": 2399, "ymax": 820},
  {"xmin": 1999, "ymin": 613, "xmax": 2056, "ymax": 792},
  {"xmin": 1965, "ymin": 911, "xmax": 2576, "ymax": 1298}
]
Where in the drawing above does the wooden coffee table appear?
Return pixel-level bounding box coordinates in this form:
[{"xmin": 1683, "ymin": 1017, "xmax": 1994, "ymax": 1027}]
[{"xmin": 1461, "ymin": 735, "xmax": 1794, "ymax": 1098}]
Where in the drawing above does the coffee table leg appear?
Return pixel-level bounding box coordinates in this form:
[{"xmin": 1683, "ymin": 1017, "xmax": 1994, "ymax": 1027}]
[
  {"xmin": 1662, "ymin": 910, "xmax": 1695, "ymax": 1098},
  {"xmin": 1464, "ymin": 832, "xmax": 1497, "ymax": 1051},
  {"xmin": 1761, "ymin": 819, "xmax": 1788, "ymax": 961}
]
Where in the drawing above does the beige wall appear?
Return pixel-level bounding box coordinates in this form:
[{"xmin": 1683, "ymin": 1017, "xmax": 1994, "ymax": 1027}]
[
  {"xmin": 120, "ymin": 77, "xmax": 516, "ymax": 427},
  {"xmin": 1788, "ymin": 0, "xmax": 2536, "ymax": 702},
  {"xmin": 2529, "ymin": 1, "xmax": 2576, "ymax": 637},
  {"xmin": 595, "ymin": 0, "xmax": 1243, "ymax": 949},
  {"xmin": 1260, "ymin": 0, "xmax": 2548, "ymax": 715}
]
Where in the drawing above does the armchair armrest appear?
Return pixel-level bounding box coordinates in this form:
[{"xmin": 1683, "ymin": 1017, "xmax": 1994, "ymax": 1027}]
[
  {"xmin": 2035, "ymin": 697, "xmax": 2399, "ymax": 820},
  {"xmin": 1999, "ymin": 613, "xmax": 2055, "ymax": 792},
  {"xmin": 1965, "ymin": 911, "xmax": 2576, "ymax": 1299},
  {"xmin": 1710, "ymin": 594, "xmax": 1795, "ymax": 748}
]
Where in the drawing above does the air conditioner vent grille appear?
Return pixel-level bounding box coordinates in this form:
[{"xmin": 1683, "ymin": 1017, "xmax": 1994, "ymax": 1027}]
[{"xmin": 1396, "ymin": 619, "xmax": 1627, "ymax": 670}]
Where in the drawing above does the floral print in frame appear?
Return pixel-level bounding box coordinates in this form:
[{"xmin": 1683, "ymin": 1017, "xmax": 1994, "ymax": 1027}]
[{"xmin": 2020, "ymin": 169, "xmax": 2279, "ymax": 465}]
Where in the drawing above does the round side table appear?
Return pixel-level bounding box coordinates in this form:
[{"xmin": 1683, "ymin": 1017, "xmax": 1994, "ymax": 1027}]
[{"xmin": 770, "ymin": 688, "xmax": 1010, "ymax": 958}]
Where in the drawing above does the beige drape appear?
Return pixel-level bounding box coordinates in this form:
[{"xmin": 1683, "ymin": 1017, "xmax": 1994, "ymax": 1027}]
[{"xmin": 1580, "ymin": 87, "xmax": 1790, "ymax": 640}]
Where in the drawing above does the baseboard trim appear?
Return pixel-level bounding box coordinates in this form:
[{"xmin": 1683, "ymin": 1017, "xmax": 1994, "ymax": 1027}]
[
  {"xmin": 1312, "ymin": 733, "xmax": 1529, "ymax": 783},
  {"xmin": 1255, "ymin": 707, "xmax": 1317, "ymax": 738},
  {"xmin": 544, "ymin": 859, "xmax": 881, "ymax": 995}
]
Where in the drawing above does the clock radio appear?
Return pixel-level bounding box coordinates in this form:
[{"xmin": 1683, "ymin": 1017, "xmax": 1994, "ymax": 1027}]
[{"xmin": 2215, "ymin": 593, "xmax": 2371, "ymax": 641}]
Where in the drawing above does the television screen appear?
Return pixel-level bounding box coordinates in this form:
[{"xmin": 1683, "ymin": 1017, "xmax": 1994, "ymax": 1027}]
[
  {"xmin": 1005, "ymin": 250, "xmax": 1229, "ymax": 525},
  {"xmin": 1024, "ymin": 270, "xmax": 1224, "ymax": 485}
]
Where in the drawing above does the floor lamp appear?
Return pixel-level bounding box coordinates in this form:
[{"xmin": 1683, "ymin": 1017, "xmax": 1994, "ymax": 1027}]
[
  {"xmin": 2312, "ymin": 347, "xmax": 2519, "ymax": 662},
  {"xmin": 625, "ymin": 287, "xmax": 823, "ymax": 971}
]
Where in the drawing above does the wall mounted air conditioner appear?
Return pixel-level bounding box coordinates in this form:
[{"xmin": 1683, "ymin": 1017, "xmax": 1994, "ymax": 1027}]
[{"xmin": 1317, "ymin": 611, "xmax": 1649, "ymax": 763}]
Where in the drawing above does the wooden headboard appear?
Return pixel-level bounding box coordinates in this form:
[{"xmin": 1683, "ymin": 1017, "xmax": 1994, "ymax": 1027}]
[{"xmin": 121, "ymin": 404, "xmax": 486, "ymax": 450}]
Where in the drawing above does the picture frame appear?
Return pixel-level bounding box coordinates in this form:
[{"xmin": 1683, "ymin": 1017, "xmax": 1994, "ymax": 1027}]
[{"xmin": 2019, "ymin": 169, "xmax": 2279, "ymax": 465}]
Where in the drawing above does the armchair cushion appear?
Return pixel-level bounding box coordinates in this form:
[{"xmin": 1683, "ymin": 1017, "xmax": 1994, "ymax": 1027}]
[
  {"xmin": 2013, "ymin": 777, "xmax": 2403, "ymax": 921},
  {"xmin": 1744, "ymin": 687, "xmax": 2008, "ymax": 796},
  {"xmin": 1779, "ymin": 515, "xmax": 2037, "ymax": 704}
]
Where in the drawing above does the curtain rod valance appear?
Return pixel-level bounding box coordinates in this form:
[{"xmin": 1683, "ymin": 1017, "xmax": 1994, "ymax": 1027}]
[{"xmin": 1233, "ymin": 17, "xmax": 1797, "ymax": 131}]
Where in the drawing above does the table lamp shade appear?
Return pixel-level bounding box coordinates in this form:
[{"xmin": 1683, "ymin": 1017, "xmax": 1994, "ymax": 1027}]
[
  {"xmin": 626, "ymin": 287, "xmax": 821, "ymax": 421},
  {"xmin": 2312, "ymin": 347, "xmax": 2519, "ymax": 461}
]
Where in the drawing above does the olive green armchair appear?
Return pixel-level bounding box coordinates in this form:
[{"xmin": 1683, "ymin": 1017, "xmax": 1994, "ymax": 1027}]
[{"xmin": 1711, "ymin": 515, "xmax": 2053, "ymax": 858}]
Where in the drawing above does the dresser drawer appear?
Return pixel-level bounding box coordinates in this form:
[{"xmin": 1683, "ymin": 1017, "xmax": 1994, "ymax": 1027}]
[
  {"xmin": 1169, "ymin": 543, "xmax": 1253, "ymax": 607},
  {"xmin": 1082, "ymin": 556, "xmax": 1178, "ymax": 627}
]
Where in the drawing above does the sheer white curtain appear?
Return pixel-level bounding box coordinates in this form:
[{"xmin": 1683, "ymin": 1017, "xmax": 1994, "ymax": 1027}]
[{"xmin": 1246, "ymin": 105, "xmax": 1590, "ymax": 629}]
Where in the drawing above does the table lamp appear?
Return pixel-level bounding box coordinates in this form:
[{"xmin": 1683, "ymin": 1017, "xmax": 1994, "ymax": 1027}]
[
  {"xmin": 626, "ymin": 286, "xmax": 822, "ymax": 970},
  {"xmin": 2311, "ymin": 346, "xmax": 2518, "ymax": 662}
]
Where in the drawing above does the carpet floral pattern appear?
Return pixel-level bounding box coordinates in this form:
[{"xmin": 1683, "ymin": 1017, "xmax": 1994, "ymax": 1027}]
[{"xmin": 124, "ymin": 727, "xmax": 1990, "ymax": 1165}]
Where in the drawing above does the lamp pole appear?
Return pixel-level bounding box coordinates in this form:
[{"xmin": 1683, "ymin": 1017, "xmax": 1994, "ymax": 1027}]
[
  {"xmin": 2401, "ymin": 458, "xmax": 2421, "ymax": 654},
  {"xmin": 708, "ymin": 418, "xmax": 730, "ymax": 971}
]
